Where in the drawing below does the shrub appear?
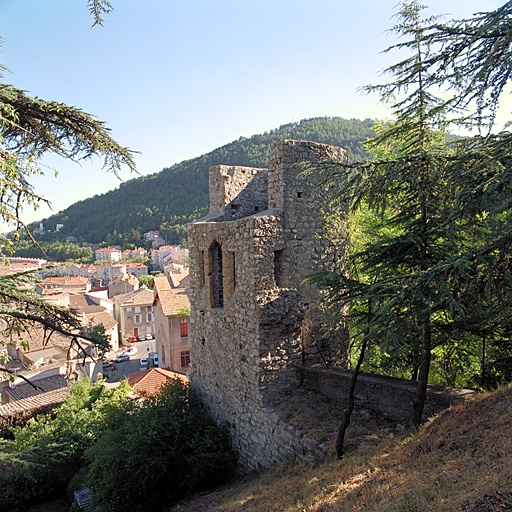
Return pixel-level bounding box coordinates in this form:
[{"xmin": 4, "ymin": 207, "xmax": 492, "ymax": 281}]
[
  {"xmin": 83, "ymin": 378, "xmax": 236, "ymax": 511},
  {"xmin": 0, "ymin": 379, "xmax": 131, "ymax": 511}
]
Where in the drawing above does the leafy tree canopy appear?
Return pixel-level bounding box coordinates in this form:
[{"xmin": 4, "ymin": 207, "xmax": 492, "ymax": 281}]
[{"xmin": 306, "ymin": 1, "xmax": 512, "ymax": 455}]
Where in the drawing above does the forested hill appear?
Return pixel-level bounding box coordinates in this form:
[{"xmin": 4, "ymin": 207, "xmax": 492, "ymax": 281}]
[{"xmin": 32, "ymin": 117, "xmax": 374, "ymax": 245}]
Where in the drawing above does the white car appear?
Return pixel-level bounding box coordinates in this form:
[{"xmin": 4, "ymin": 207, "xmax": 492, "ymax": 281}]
[
  {"xmin": 140, "ymin": 358, "xmax": 149, "ymax": 371},
  {"xmin": 149, "ymin": 352, "xmax": 159, "ymax": 368},
  {"xmin": 124, "ymin": 346, "xmax": 137, "ymax": 356},
  {"xmin": 114, "ymin": 354, "xmax": 130, "ymax": 363}
]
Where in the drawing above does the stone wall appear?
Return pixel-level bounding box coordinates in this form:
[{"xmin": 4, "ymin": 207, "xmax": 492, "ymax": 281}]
[
  {"xmin": 299, "ymin": 366, "xmax": 475, "ymax": 423},
  {"xmin": 209, "ymin": 165, "xmax": 268, "ymax": 220},
  {"xmin": 188, "ymin": 140, "xmax": 349, "ymax": 470}
]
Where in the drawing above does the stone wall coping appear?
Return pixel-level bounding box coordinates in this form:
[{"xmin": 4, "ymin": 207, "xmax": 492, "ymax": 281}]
[
  {"xmin": 303, "ymin": 365, "xmax": 476, "ymax": 400},
  {"xmin": 194, "ymin": 208, "xmax": 283, "ymax": 226}
]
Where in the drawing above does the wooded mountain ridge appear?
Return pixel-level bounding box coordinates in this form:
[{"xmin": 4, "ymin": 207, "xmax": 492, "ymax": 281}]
[{"xmin": 30, "ymin": 117, "xmax": 374, "ymax": 246}]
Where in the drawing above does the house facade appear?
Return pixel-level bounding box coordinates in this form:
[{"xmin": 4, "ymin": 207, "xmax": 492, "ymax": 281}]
[
  {"xmin": 152, "ymin": 276, "xmax": 190, "ymax": 374},
  {"xmin": 114, "ymin": 288, "xmax": 155, "ymax": 343},
  {"xmin": 94, "ymin": 247, "xmax": 122, "ymax": 262}
]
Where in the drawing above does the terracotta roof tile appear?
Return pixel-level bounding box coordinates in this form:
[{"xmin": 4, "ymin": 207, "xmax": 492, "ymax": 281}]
[
  {"xmin": 4, "ymin": 374, "xmax": 68, "ymax": 401},
  {"xmin": 128, "ymin": 368, "xmax": 188, "ymax": 396},
  {"xmin": 114, "ymin": 288, "xmax": 154, "ymax": 307},
  {"xmin": 166, "ymin": 265, "xmax": 190, "ymax": 288},
  {"xmin": 84, "ymin": 311, "xmax": 117, "ymax": 331},
  {"xmin": 0, "ymin": 387, "xmax": 69, "ymax": 417},
  {"xmin": 153, "ymin": 276, "xmax": 190, "ymax": 316},
  {"xmin": 40, "ymin": 276, "xmax": 90, "ymax": 286}
]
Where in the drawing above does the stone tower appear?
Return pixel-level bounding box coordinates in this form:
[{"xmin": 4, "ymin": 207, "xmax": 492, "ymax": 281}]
[{"xmin": 188, "ymin": 139, "xmax": 348, "ymax": 469}]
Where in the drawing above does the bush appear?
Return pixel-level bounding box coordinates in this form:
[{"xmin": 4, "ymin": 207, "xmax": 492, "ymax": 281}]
[
  {"xmin": 0, "ymin": 379, "xmax": 131, "ymax": 511},
  {"xmin": 83, "ymin": 378, "xmax": 236, "ymax": 511}
]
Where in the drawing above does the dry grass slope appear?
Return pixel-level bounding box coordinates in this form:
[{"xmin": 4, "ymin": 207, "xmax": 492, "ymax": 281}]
[{"xmin": 174, "ymin": 385, "xmax": 512, "ymax": 512}]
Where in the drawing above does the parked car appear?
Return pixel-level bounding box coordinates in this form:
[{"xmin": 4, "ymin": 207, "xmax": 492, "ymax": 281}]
[
  {"xmin": 149, "ymin": 352, "xmax": 159, "ymax": 368},
  {"xmin": 140, "ymin": 358, "xmax": 149, "ymax": 371},
  {"xmin": 145, "ymin": 334, "xmax": 153, "ymax": 340},
  {"xmin": 102, "ymin": 361, "xmax": 116, "ymax": 371},
  {"xmin": 137, "ymin": 334, "xmax": 146, "ymax": 342},
  {"xmin": 128, "ymin": 336, "xmax": 137, "ymax": 343},
  {"xmin": 124, "ymin": 346, "xmax": 137, "ymax": 356},
  {"xmin": 115, "ymin": 354, "xmax": 130, "ymax": 363}
]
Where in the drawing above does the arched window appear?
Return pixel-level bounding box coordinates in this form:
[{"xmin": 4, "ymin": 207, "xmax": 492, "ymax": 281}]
[{"xmin": 208, "ymin": 241, "xmax": 224, "ymax": 308}]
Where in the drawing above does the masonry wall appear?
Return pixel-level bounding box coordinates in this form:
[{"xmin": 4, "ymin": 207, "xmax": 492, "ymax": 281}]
[
  {"xmin": 299, "ymin": 366, "xmax": 475, "ymax": 423},
  {"xmin": 189, "ymin": 140, "xmax": 349, "ymax": 470}
]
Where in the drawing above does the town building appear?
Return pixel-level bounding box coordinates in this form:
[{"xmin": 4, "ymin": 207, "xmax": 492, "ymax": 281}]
[
  {"xmin": 108, "ymin": 269, "xmax": 140, "ymax": 298},
  {"xmin": 152, "ymin": 276, "xmax": 190, "ymax": 374},
  {"xmin": 113, "ymin": 288, "xmax": 155, "ymax": 344},
  {"xmin": 36, "ymin": 276, "xmax": 92, "ymax": 296},
  {"xmin": 121, "ymin": 247, "xmax": 148, "ymax": 260},
  {"xmin": 94, "ymin": 246, "xmax": 122, "ymax": 262},
  {"xmin": 152, "ymin": 244, "xmax": 189, "ymax": 270}
]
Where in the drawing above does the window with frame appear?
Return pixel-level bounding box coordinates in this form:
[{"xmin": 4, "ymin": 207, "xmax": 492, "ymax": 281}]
[
  {"xmin": 134, "ymin": 314, "xmax": 142, "ymax": 324},
  {"xmin": 180, "ymin": 350, "xmax": 190, "ymax": 368},
  {"xmin": 180, "ymin": 318, "xmax": 188, "ymax": 337},
  {"xmin": 146, "ymin": 313, "xmax": 153, "ymax": 322}
]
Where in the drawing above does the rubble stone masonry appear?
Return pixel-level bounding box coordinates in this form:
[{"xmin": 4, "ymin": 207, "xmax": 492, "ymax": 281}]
[{"xmin": 188, "ymin": 140, "xmax": 348, "ymax": 470}]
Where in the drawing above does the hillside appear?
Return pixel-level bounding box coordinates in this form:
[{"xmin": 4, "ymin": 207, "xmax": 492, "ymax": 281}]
[
  {"xmin": 173, "ymin": 385, "xmax": 512, "ymax": 512},
  {"xmin": 30, "ymin": 117, "xmax": 374, "ymax": 245}
]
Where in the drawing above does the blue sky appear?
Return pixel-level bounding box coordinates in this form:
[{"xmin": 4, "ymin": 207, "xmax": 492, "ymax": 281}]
[{"xmin": 1, "ymin": 0, "xmax": 506, "ymax": 225}]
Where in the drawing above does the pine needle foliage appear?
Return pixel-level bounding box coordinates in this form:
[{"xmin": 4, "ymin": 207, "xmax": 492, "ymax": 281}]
[{"xmin": 305, "ymin": 1, "xmax": 512, "ymax": 451}]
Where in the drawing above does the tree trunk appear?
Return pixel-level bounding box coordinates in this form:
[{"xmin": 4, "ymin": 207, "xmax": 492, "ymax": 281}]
[
  {"xmin": 481, "ymin": 332, "xmax": 486, "ymax": 388},
  {"xmin": 411, "ymin": 316, "xmax": 432, "ymax": 426},
  {"xmin": 335, "ymin": 308, "xmax": 370, "ymax": 459}
]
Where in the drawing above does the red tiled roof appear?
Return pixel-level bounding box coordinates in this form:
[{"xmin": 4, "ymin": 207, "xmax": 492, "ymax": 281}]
[
  {"xmin": 4, "ymin": 374, "xmax": 68, "ymax": 401},
  {"xmin": 166, "ymin": 264, "xmax": 190, "ymax": 288},
  {"xmin": 95, "ymin": 247, "xmax": 121, "ymax": 253},
  {"xmin": 128, "ymin": 368, "xmax": 188, "ymax": 396},
  {"xmin": 153, "ymin": 276, "xmax": 190, "ymax": 316},
  {"xmin": 0, "ymin": 387, "xmax": 69, "ymax": 418},
  {"xmin": 115, "ymin": 288, "xmax": 154, "ymax": 307},
  {"xmin": 40, "ymin": 276, "xmax": 90, "ymax": 286}
]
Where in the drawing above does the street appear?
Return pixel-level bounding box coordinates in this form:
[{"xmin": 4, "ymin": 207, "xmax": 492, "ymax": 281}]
[{"xmin": 102, "ymin": 339, "xmax": 156, "ymax": 383}]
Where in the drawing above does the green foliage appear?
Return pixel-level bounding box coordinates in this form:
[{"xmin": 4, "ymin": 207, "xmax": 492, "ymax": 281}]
[
  {"xmin": 0, "ymin": 379, "xmax": 131, "ymax": 511},
  {"xmin": 138, "ymin": 274, "xmax": 154, "ymax": 288},
  {"xmin": 80, "ymin": 379, "xmax": 235, "ymax": 511},
  {"xmin": 10, "ymin": 239, "xmax": 94, "ymax": 262},
  {"xmin": 30, "ymin": 117, "xmax": 375, "ymax": 245},
  {"xmin": 176, "ymin": 306, "xmax": 190, "ymax": 318},
  {"xmin": 307, "ymin": 2, "xmax": 512, "ymax": 431}
]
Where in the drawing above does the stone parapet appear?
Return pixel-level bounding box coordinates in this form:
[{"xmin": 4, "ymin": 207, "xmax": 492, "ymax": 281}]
[{"xmin": 299, "ymin": 366, "xmax": 475, "ymax": 423}]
